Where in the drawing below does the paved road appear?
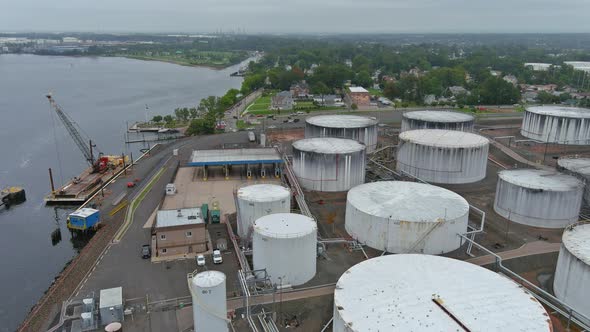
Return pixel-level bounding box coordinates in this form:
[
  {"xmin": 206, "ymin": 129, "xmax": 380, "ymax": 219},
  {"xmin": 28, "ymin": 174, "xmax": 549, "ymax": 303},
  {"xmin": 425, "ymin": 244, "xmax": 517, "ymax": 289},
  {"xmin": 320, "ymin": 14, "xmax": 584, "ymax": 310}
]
[{"xmin": 467, "ymin": 241, "xmax": 561, "ymax": 266}]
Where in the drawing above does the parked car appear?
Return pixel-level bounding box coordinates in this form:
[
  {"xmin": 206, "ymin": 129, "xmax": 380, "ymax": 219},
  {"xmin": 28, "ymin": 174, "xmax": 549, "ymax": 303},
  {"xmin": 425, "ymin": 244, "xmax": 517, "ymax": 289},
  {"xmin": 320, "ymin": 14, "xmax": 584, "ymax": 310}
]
[
  {"xmin": 141, "ymin": 245, "xmax": 151, "ymax": 259},
  {"xmin": 213, "ymin": 250, "xmax": 223, "ymax": 264},
  {"xmin": 268, "ymin": 125, "xmax": 277, "ymax": 129},
  {"xmin": 296, "ymin": 111, "xmax": 306, "ymax": 115},
  {"xmin": 196, "ymin": 254, "xmax": 205, "ymax": 266},
  {"xmin": 293, "ymin": 118, "xmax": 300, "ymax": 123}
]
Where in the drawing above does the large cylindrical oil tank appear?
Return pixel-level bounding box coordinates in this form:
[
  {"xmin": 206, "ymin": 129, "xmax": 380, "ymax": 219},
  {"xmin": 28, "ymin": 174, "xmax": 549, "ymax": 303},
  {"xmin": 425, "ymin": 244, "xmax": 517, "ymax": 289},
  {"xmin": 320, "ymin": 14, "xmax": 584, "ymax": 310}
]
[
  {"xmin": 521, "ymin": 105, "xmax": 590, "ymax": 144},
  {"xmin": 557, "ymin": 157, "xmax": 590, "ymax": 206},
  {"xmin": 333, "ymin": 254, "xmax": 552, "ymax": 332},
  {"xmin": 292, "ymin": 138, "xmax": 366, "ymax": 192},
  {"xmin": 554, "ymin": 223, "xmax": 590, "ymax": 324},
  {"xmin": 494, "ymin": 169, "xmax": 584, "ymax": 228},
  {"xmin": 305, "ymin": 115, "xmax": 379, "ymax": 152},
  {"xmin": 401, "ymin": 110, "xmax": 475, "ymax": 132},
  {"xmin": 252, "ymin": 213, "xmax": 317, "ymax": 286},
  {"xmin": 190, "ymin": 271, "xmax": 228, "ymax": 332},
  {"xmin": 345, "ymin": 181, "xmax": 469, "ymax": 254},
  {"xmin": 236, "ymin": 184, "xmax": 291, "ymax": 239},
  {"xmin": 396, "ymin": 129, "xmax": 489, "ymax": 184}
]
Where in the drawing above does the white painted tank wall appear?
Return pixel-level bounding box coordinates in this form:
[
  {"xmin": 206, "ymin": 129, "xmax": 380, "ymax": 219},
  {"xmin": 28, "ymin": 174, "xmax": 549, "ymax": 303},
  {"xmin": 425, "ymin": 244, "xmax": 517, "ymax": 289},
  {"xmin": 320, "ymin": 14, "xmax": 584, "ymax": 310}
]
[
  {"xmin": 553, "ymin": 224, "xmax": 590, "ymax": 325},
  {"xmin": 401, "ymin": 118, "xmax": 474, "ymax": 132},
  {"xmin": 396, "ymin": 132, "xmax": 488, "ymax": 184},
  {"xmin": 305, "ymin": 117, "xmax": 378, "ymax": 152},
  {"xmin": 558, "ymin": 158, "xmax": 590, "ymax": 206},
  {"xmin": 191, "ymin": 271, "xmax": 228, "ymax": 332},
  {"xmin": 521, "ymin": 108, "xmax": 590, "ymax": 145},
  {"xmin": 252, "ymin": 214, "xmax": 317, "ymax": 286},
  {"xmin": 293, "ymin": 139, "xmax": 366, "ymax": 192},
  {"xmin": 236, "ymin": 184, "xmax": 291, "ymax": 239},
  {"xmin": 345, "ymin": 182, "xmax": 469, "ymax": 254},
  {"xmin": 494, "ymin": 171, "xmax": 583, "ymax": 228}
]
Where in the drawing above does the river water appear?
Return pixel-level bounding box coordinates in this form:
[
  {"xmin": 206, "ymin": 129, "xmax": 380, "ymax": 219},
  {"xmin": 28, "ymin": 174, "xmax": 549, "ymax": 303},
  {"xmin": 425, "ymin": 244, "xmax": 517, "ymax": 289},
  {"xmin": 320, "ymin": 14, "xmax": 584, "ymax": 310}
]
[{"xmin": 0, "ymin": 54, "xmax": 243, "ymax": 331}]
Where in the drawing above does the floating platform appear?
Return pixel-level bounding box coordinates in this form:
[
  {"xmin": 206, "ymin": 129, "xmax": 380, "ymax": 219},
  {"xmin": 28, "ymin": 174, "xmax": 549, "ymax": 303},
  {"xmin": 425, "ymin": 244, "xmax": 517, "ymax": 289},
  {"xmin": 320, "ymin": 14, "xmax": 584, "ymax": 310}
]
[
  {"xmin": 45, "ymin": 158, "xmax": 128, "ymax": 205},
  {"xmin": 1, "ymin": 186, "xmax": 26, "ymax": 208}
]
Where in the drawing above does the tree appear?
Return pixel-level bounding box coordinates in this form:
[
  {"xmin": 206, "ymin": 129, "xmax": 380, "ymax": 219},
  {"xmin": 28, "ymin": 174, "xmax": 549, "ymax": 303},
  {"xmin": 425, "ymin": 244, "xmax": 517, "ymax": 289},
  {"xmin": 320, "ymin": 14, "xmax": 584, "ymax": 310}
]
[
  {"xmin": 163, "ymin": 115, "xmax": 174, "ymax": 124},
  {"xmin": 354, "ymin": 71, "xmax": 373, "ymax": 88},
  {"xmin": 151, "ymin": 115, "xmax": 163, "ymax": 123},
  {"xmin": 189, "ymin": 107, "xmax": 198, "ymax": 120},
  {"xmin": 311, "ymin": 82, "xmax": 331, "ymax": 95},
  {"xmin": 383, "ymin": 82, "xmax": 400, "ymax": 100},
  {"xmin": 478, "ymin": 77, "xmax": 521, "ymax": 105},
  {"xmin": 351, "ymin": 103, "xmax": 358, "ymax": 110}
]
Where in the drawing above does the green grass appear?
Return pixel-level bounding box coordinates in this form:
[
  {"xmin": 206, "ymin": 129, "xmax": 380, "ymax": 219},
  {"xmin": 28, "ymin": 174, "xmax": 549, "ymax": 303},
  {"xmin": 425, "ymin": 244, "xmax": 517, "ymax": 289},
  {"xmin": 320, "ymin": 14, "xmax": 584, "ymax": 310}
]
[
  {"xmin": 243, "ymin": 95, "xmax": 272, "ymax": 115},
  {"xmin": 236, "ymin": 120, "xmax": 247, "ymax": 129}
]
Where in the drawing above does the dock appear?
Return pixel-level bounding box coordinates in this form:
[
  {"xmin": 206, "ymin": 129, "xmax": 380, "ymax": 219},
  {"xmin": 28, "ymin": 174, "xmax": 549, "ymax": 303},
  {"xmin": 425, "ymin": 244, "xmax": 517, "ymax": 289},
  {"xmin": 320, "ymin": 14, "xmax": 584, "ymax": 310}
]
[
  {"xmin": 45, "ymin": 163, "xmax": 127, "ymax": 205},
  {"xmin": 1, "ymin": 186, "xmax": 26, "ymax": 208}
]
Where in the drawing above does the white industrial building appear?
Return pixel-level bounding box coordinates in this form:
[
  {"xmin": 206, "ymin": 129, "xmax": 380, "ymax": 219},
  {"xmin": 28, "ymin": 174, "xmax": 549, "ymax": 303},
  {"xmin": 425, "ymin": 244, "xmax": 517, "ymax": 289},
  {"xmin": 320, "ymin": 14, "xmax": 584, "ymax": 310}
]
[
  {"xmin": 396, "ymin": 129, "xmax": 489, "ymax": 184},
  {"xmin": 236, "ymin": 184, "xmax": 291, "ymax": 239},
  {"xmin": 554, "ymin": 223, "xmax": 590, "ymax": 324},
  {"xmin": 252, "ymin": 213, "xmax": 317, "ymax": 286},
  {"xmin": 345, "ymin": 181, "xmax": 469, "ymax": 254},
  {"xmin": 304, "ymin": 115, "xmax": 379, "ymax": 152},
  {"xmin": 333, "ymin": 254, "xmax": 551, "ymax": 332},
  {"xmin": 292, "ymin": 138, "xmax": 366, "ymax": 192},
  {"xmin": 558, "ymin": 157, "xmax": 590, "ymax": 206},
  {"xmin": 189, "ymin": 271, "xmax": 228, "ymax": 332},
  {"xmin": 521, "ymin": 106, "xmax": 590, "ymax": 145},
  {"xmin": 401, "ymin": 110, "xmax": 475, "ymax": 132},
  {"xmin": 524, "ymin": 62, "xmax": 553, "ymax": 71},
  {"xmin": 494, "ymin": 169, "xmax": 584, "ymax": 228}
]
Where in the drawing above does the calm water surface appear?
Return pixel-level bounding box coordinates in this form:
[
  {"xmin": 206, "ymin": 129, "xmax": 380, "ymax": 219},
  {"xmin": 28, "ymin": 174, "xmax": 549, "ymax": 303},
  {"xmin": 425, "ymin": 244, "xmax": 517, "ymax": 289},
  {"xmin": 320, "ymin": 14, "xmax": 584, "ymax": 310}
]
[{"xmin": 0, "ymin": 54, "xmax": 243, "ymax": 331}]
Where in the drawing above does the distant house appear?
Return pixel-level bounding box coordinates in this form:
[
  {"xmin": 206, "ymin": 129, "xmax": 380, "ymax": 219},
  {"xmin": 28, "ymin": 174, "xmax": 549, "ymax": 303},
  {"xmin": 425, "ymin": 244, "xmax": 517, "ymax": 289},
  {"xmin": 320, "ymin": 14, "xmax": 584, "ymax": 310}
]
[
  {"xmin": 271, "ymin": 91, "xmax": 294, "ymax": 111},
  {"xmin": 347, "ymin": 87, "xmax": 370, "ymax": 106},
  {"xmin": 490, "ymin": 70, "xmax": 502, "ymax": 77},
  {"xmin": 503, "ymin": 75, "xmax": 518, "ymax": 86},
  {"xmin": 314, "ymin": 95, "xmax": 344, "ymax": 107},
  {"xmin": 382, "ymin": 75, "xmax": 396, "ymax": 83},
  {"xmin": 290, "ymin": 81, "xmax": 310, "ymax": 98},
  {"xmin": 449, "ymin": 86, "xmax": 470, "ymax": 96},
  {"xmin": 524, "ymin": 63, "xmax": 553, "ymax": 71},
  {"xmin": 423, "ymin": 94, "xmax": 437, "ymax": 105},
  {"xmin": 152, "ymin": 207, "xmax": 207, "ymax": 258},
  {"xmin": 523, "ymin": 91, "xmax": 539, "ymax": 103}
]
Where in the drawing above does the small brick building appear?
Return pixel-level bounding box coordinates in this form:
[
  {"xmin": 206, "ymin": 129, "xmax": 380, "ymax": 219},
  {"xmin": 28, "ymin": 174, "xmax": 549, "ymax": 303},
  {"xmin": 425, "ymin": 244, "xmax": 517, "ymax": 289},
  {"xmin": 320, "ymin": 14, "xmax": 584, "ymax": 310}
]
[
  {"xmin": 152, "ymin": 207, "xmax": 207, "ymax": 257},
  {"xmin": 347, "ymin": 86, "xmax": 370, "ymax": 106}
]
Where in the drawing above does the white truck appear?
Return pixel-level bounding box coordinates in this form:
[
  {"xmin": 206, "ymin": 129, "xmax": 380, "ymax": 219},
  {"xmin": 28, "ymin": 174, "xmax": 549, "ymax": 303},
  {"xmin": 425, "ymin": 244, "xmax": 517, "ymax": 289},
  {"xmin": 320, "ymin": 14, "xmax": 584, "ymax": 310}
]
[{"xmin": 248, "ymin": 131, "xmax": 256, "ymax": 142}]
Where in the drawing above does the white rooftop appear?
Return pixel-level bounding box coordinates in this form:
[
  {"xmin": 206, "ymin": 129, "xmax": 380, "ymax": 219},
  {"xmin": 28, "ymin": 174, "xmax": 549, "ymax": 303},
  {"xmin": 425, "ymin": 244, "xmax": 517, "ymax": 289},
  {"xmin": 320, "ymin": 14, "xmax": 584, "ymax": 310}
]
[
  {"xmin": 334, "ymin": 254, "xmax": 551, "ymax": 332},
  {"xmin": 498, "ymin": 169, "xmax": 584, "ymax": 191},
  {"xmin": 189, "ymin": 148, "xmax": 282, "ymax": 166},
  {"xmin": 70, "ymin": 208, "xmax": 99, "ymax": 218},
  {"xmin": 403, "ymin": 110, "xmax": 474, "ymax": 122},
  {"xmin": 399, "ymin": 129, "xmax": 489, "ymax": 148},
  {"xmin": 347, "ymin": 181, "xmax": 469, "ymax": 222},
  {"xmin": 156, "ymin": 208, "xmax": 204, "ymax": 228},
  {"xmin": 526, "ymin": 106, "xmax": 590, "ymax": 119},
  {"xmin": 558, "ymin": 158, "xmax": 590, "ymax": 176},
  {"xmin": 293, "ymin": 138, "xmax": 365, "ymax": 154},
  {"xmin": 348, "ymin": 86, "xmax": 369, "ymax": 93},
  {"xmin": 306, "ymin": 115, "xmax": 378, "ymax": 128},
  {"xmin": 254, "ymin": 213, "xmax": 316, "ymax": 238},
  {"xmin": 99, "ymin": 287, "xmax": 123, "ymax": 308},
  {"xmin": 192, "ymin": 270, "xmax": 226, "ymax": 288},
  {"xmin": 237, "ymin": 184, "xmax": 290, "ymax": 202},
  {"xmin": 562, "ymin": 223, "xmax": 590, "ymax": 266}
]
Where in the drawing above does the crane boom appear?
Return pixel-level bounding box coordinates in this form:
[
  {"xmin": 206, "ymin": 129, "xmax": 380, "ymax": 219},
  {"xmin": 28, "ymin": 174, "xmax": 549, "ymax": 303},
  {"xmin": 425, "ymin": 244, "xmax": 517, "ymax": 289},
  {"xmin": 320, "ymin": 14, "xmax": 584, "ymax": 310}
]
[{"xmin": 46, "ymin": 94, "xmax": 95, "ymax": 166}]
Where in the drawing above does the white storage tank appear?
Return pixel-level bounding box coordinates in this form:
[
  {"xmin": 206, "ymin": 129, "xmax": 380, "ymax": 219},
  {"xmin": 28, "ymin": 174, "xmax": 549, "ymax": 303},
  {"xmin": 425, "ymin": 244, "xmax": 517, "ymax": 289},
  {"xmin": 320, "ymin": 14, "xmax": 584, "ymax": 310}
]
[
  {"xmin": 252, "ymin": 213, "xmax": 317, "ymax": 286},
  {"xmin": 236, "ymin": 184, "xmax": 291, "ymax": 239},
  {"xmin": 554, "ymin": 223, "xmax": 590, "ymax": 323},
  {"xmin": 396, "ymin": 129, "xmax": 489, "ymax": 184},
  {"xmin": 292, "ymin": 138, "xmax": 366, "ymax": 192},
  {"xmin": 345, "ymin": 181, "xmax": 469, "ymax": 254},
  {"xmin": 333, "ymin": 254, "xmax": 552, "ymax": 332},
  {"xmin": 305, "ymin": 115, "xmax": 379, "ymax": 152},
  {"xmin": 521, "ymin": 106, "xmax": 590, "ymax": 145},
  {"xmin": 402, "ymin": 110, "xmax": 475, "ymax": 132},
  {"xmin": 190, "ymin": 271, "xmax": 228, "ymax": 332},
  {"xmin": 557, "ymin": 157, "xmax": 590, "ymax": 206},
  {"xmin": 494, "ymin": 169, "xmax": 584, "ymax": 228}
]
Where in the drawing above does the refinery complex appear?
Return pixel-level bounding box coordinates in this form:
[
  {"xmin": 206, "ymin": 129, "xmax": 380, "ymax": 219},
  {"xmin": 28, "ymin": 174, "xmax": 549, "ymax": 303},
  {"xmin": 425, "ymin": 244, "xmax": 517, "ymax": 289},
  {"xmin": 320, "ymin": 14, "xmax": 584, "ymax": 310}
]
[{"xmin": 22, "ymin": 106, "xmax": 590, "ymax": 332}]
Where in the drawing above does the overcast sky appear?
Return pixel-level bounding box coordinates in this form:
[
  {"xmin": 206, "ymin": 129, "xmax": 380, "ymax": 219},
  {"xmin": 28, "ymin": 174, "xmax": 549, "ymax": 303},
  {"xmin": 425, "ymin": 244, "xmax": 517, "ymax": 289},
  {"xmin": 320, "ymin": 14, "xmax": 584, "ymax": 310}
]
[{"xmin": 2, "ymin": 0, "xmax": 590, "ymax": 34}]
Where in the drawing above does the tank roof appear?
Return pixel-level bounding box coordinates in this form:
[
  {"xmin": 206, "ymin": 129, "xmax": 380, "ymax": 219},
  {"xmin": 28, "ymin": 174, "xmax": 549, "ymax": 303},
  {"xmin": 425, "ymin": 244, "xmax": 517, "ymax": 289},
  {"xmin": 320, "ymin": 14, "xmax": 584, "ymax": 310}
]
[
  {"xmin": 347, "ymin": 181, "xmax": 469, "ymax": 222},
  {"xmin": 306, "ymin": 115, "xmax": 378, "ymax": 128},
  {"xmin": 558, "ymin": 157, "xmax": 590, "ymax": 176},
  {"xmin": 254, "ymin": 213, "xmax": 316, "ymax": 238},
  {"xmin": 562, "ymin": 223, "xmax": 590, "ymax": 266},
  {"xmin": 498, "ymin": 169, "xmax": 584, "ymax": 191},
  {"xmin": 292, "ymin": 137, "xmax": 365, "ymax": 154},
  {"xmin": 399, "ymin": 129, "xmax": 488, "ymax": 148},
  {"xmin": 526, "ymin": 105, "xmax": 590, "ymax": 119},
  {"xmin": 334, "ymin": 254, "xmax": 551, "ymax": 332},
  {"xmin": 237, "ymin": 184, "xmax": 290, "ymax": 202},
  {"xmin": 403, "ymin": 110, "xmax": 474, "ymax": 122},
  {"xmin": 192, "ymin": 270, "xmax": 226, "ymax": 288}
]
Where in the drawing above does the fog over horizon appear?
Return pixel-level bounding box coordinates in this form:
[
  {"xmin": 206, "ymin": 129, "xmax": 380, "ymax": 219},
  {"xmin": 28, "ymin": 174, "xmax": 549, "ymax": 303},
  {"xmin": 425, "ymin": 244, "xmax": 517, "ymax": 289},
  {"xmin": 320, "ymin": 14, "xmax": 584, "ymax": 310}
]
[{"xmin": 2, "ymin": 0, "xmax": 590, "ymax": 34}]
